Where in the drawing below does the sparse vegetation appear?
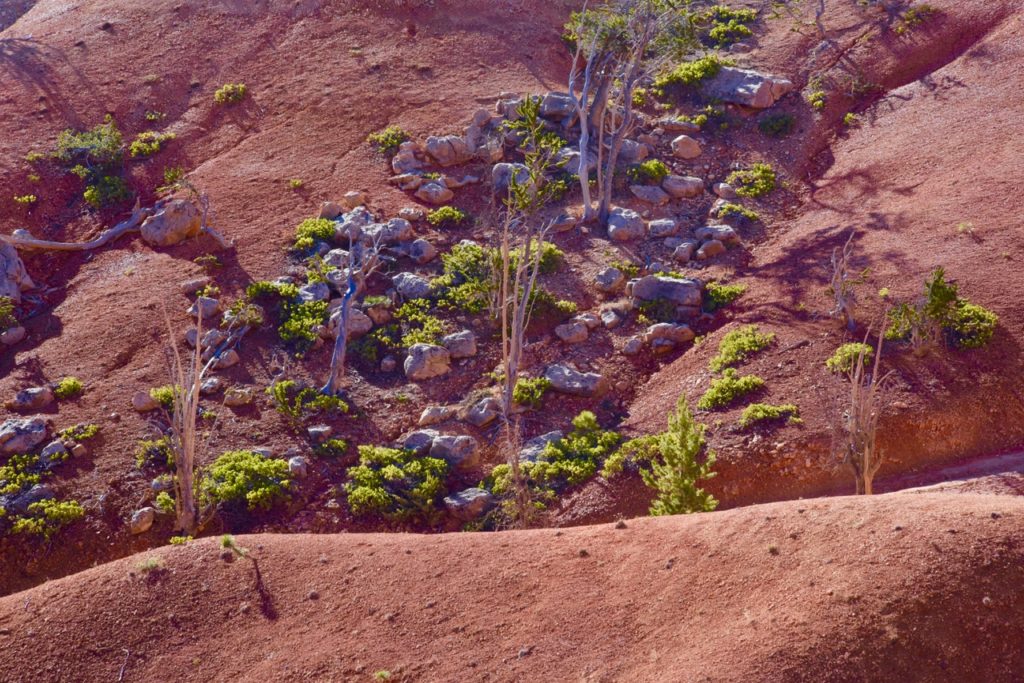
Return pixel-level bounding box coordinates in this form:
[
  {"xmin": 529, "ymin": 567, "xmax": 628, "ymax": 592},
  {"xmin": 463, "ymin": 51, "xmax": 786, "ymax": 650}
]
[
  {"xmin": 13, "ymin": 194, "xmax": 37, "ymax": 206},
  {"xmin": 150, "ymin": 385, "xmax": 177, "ymax": 411},
  {"xmin": 267, "ymin": 380, "xmax": 348, "ymax": 425},
  {"xmin": 894, "ymin": 3, "xmax": 939, "ymax": 35},
  {"xmin": 709, "ymin": 325, "xmax": 774, "ymax": 372},
  {"xmin": 129, "ymin": 130, "xmax": 175, "ymax": 158},
  {"xmin": 512, "ymin": 376, "xmax": 552, "ymax": 409},
  {"xmin": 0, "ymin": 297, "xmax": 17, "ymax": 331},
  {"xmin": 201, "ymin": 450, "xmax": 291, "ymax": 511},
  {"xmin": 827, "ymin": 343, "xmax": 874, "ymax": 374},
  {"xmin": 701, "ymin": 5, "xmax": 757, "ymax": 46},
  {"xmin": 345, "ymin": 446, "xmax": 448, "ymax": 521},
  {"xmin": 697, "ymin": 369, "xmax": 765, "ymax": 410},
  {"xmin": 739, "ymin": 403, "xmax": 801, "ymax": 429},
  {"xmin": 653, "ymin": 55, "xmax": 726, "ymax": 94},
  {"xmin": 58, "ymin": 423, "xmax": 100, "ymax": 442},
  {"xmin": 213, "ymin": 83, "xmax": 248, "ymax": 105},
  {"xmin": 627, "ymin": 159, "xmax": 670, "ymax": 184},
  {"xmin": 136, "ymin": 436, "xmax": 174, "ymax": 471},
  {"xmin": 641, "ymin": 395, "xmax": 718, "ymax": 515},
  {"xmin": 843, "ymin": 112, "xmax": 860, "ymax": 127},
  {"xmin": 758, "ymin": 113, "xmax": 795, "ymax": 137},
  {"xmin": 289, "ymin": 178, "xmax": 304, "ymax": 191},
  {"xmin": 11, "ymin": 499, "xmax": 85, "ymax": 539},
  {"xmin": 53, "ymin": 376, "xmax": 84, "ymax": 400},
  {"xmin": 367, "ymin": 126, "xmax": 410, "ymax": 155},
  {"xmin": 726, "ymin": 163, "xmax": 776, "ymax": 198},
  {"xmin": 426, "ymin": 205, "xmax": 467, "ymax": 228},
  {"xmin": 703, "ymin": 282, "xmax": 746, "ymax": 312},
  {"xmin": 293, "ymin": 217, "xmax": 336, "ymax": 251},
  {"xmin": 716, "ymin": 202, "xmax": 760, "ymax": 222},
  {"xmin": 885, "ymin": 267, "xmax": 998, "ymax": 349}
]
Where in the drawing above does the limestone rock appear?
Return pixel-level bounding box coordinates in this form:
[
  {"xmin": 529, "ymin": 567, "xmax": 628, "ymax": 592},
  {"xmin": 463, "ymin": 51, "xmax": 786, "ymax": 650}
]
[
  {"xmin": 288, "ymin": 456, "xmax": 309, "ymax": 479},
  {"xmin": 1, "ymin": 326, "xmax": 26, "ymax": 346},
  {"xmin": 414, "ymin": 181, "xmax": 454, "ymax": 205},
  {"xmin": 662, "ymin": 175, "xmax": 704, "ymax": 199},
  {"xmin": 544, "ymin": 364, "xmax": 608, "ymax": 398},
  {"xmin": 622, "ymin": 337, "xmax": 644, "ymax": 356},
  {"xmin": 713, "ymin": 182, "xmax": 738, "ymax": 199},
  {"xmin": 518, "ymin": 431, "xmax": 562, "ymax": 463},
  {"xmin": 671, "ymin": 135, "xmax": 702, "ymax": 159},
  {"xmin": 442, "ymin": 330, "xmax": 477, "ymax": 359},
  {"xmin": 392, "ymin": 272, "xmax": 433, "ymax": 300},
  {"xmin": 319, "ymin": 201, "xmax": 344, "ymax": 220},
  {"xmin": 187, "ymin": 296, "xmax": 221, "ymax": 321},
  {"xmin": 425, "ymin": 135, "xmax": 473, "ymax": 167},
  {"xmin": 402, "ymin": 429, "xmax": 440, "ymax": 456},
  {"xmin": 130, "ymin": 507, "xmax": 156, "ymax": 535},
  {"xmin": 443, "ymin": 488, "xmax": 495, "ymax": 521},
  {"xmin": 132, "ymin": 391, "xmax": 160, "ymax": 412},
  {"xmin": 607, "ymin": 207, "xmax": 646, "ymax": 242},
  {"xmin": 400, "ymin": 238, "xmax": 438, "ymax": 265},
  {"xmin": 695, "ymin": 224, "xmax": 741, "ymax": 247},
  {"xmin": 628, "ymin": 275, "xmax": 703, "ymax": 308},
  {"xmin": 644, "ymin": 323, "xmax": 695, "ymax": 346},
  {"xmin": 672, "ymin": 241, "xmax": 699, "ymax": 263},
  {"xmin": 466, "ymin": 397, "xmax": 500, "ymax": 427},
  {"xmin": 140, "ymin": 199, "xmax": 202, "ymax": 247},
  {"xmin": 0, "ymin": 417, "xmax": 47, "ymax": 455},
  {"xmin": 648, "ymin": 219, "xmax": 679, "ymax": 238},
  {"xmin": 6, "ymin": 386, "xmax": 53, "ymax": 412},
  {"xmin": 391, "ymin": 141, "xmax": 425, "ymax": 174},
  {"xmin": 419, "ymin": 405, "xmax": 456, "ymax": 427},
  {"xmin": 659, "ymin": 118, "xmax": 701, "ymax": 134},
  {"xmin": 697, "ymin": 239, "xmax": 727, "ymax": 260},
  {"xmin": 365, "ymin": 218, "xmax": 414, "ymax": 245},
  {"xmin": 555, "ymin": 320, "xmax": 589, "ymax": 344},
  {"xmin": 540, "ymin": 92, "xmax": 575, "ymax": 120},
  {"xmin": 404, "ymin": 344, "xmax": 451, "ymax": 381},
  {"xmin": 703, "ymin": 67, "xmax": 795, "ymax": 109},
  {"xmin": 618, "ymin": 139, "xmax": 649, "ymax": 164},
  {"xmin": 630, "ymin": 185, "xmax": 670, "ymax": 206},
  {"xmin": 430, "ymin": 435, "xmax": 480, "ymax": 471},
  {"xmin": 341, "ymin": 190, "xmax": 368, "ymax": 209},
  {"xmin": 492, "ymin": 163, "xmax": 531, "ymax": 196},
  {"xmin": 595, "ymin": 267, "xmax": 626, "ymax": 295},
  {"xmin": 224, "ymin": 387, "xmax": 254, "ymax": 407},
  {"xmin": 1, "ymin": 242, "xmax": 35, "ymax": 304}
]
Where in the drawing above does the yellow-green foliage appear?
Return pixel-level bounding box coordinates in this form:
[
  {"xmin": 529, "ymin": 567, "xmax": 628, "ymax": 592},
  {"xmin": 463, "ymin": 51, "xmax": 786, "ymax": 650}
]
[
  {"xmin": 156, "ymin": 491, "xmax": 175, "ymax": 514},
  {"xmin": 54, "ymin": 376, "xmax": 84, "ymax": 400},
  {"xmin": 293, "ymin": 217, "xmax": 336, "ymax": 251},
  {"xmin": 149, "ymin": 385, "xmax": 177, "ymax": 410},
  {"xmin": 289, "ymin": 178, "xmax": 304, "ymax": 190},
  {"xmin": 136, "ymin": 436, "xmax": 174, "ymax": 471},
  {"xmin": 345, "ymin": 445, "xmax": 448, "ymax": 521},
  {"xmin": 394, "ymin": 299, "xmax": 448, "ymax": 347},
  {"xmin": 169, "ymin": 534, "xmax": 192, "ymax": 545},
  {"xmin": 201, "ymin": 450, "xmax": 291, "ymax": 511},
  {"xmin": 697, "ymin": 369, "xmax": 765, "ymax": 410},
  {"xmin": 129, "ymin": 131, "xmax": 175, "ymax": 158},
  {"xmin": 13, "ymin": 194, "xmax": 37, "ymax": 206},
  {"xmin": 1, "ymin": 454, "xmax": 41, "ymax": 496},
  {"xmin": 739, "ymin": 403, "xmax": 801, "ymax": 429},
  {"xmin": 267, "ymin": 380, "xmax": 348, "ymax": 424},
  {"xmin": 894, "ymin": 3, "xmax": 939, "ymax": 35},
  {"xmin": 704, "ymin": 5, "xmax": 757, "ymax": 46},
  {"xmin": 807, "ymin": 89, "xmax": 826, "ymax": 110},
  {"xmin": 641, "ymin": 395, "xmax": 718, "ymax": 516},
  {"xmin": 513, "ymin": 376, "xmax": 552, "ymax": 409},
  {"xmin": 83, "ymin": 175, "xmax": 130, "ymax": 208},
  {"xmin": 627, "ymin": 159, "xmax": 670, "ymax": 184},
  {"xmin": 726, "ymin": 163, "xmax": 776, "ymax": 198},
  {"xmin": 213, "ymin": 83, "xmax": 247, "ymax": 105},
  {"xmin": 367, "ymin": 126, "xmax": 410, "ymax": 155},
  {"xmin": 716, "ymin": 202, "xmax": 760, "ymax": 222},
  {"xmin": 315, "ymin": 438, "xmax": 349, "ymax": 458},
  {"xmin": 654, "ymin": 55, "xmax": 726, "ymax": 93},
  {"xmin": 826, "ymin": 343, "xmax": 874, "ymax": 374},
  {"xmin": 703, "ymin": 282, "xmax": 746, "ymax": 312},
  {"xmin": 58, "ymin": 423, "xmax": 100, "ymax": 442},
  {"xmin": 709, "ymin": 325, "xmax": 774, "ymax": 371},
  {"xmin": 426, "ymin": 206, "xmax": 466, "ymax": 228},
  {"xmin": 54, "ymin": 115, "xmax": 123, "ymax": 169},
  {"xmin": 11, "ymin": 499, "xmax": 85, "ymax": 539},
  {"xmin": 0, "ymin": 297, "xmax": 16, "ymax": 330},
  {"xmin": 885, "ymin": 267, "xmax": 998, "ymax": 349},
  {"xmin": 278, "ymin": 300, "xmax": 328, "ymax": 348}
]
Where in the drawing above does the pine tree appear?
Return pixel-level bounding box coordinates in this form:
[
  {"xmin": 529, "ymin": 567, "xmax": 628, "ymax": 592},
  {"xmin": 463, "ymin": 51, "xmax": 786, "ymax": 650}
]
[{"xmin": 641, "ymin": 396, "xmax": 718, "ymax": 516}]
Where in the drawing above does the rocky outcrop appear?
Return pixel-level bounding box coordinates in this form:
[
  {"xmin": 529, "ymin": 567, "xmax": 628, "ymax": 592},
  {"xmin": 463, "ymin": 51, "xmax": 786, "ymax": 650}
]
[
  {"xmin": 702, "ymin": 67, "xmax": 794, "ymax": 109},
  {"xmin": 140, "ymin": 199, "xmax": 202, "ymax": 247},
  {"xmin": 607, "ymin": 207, "xmax": 646, "ymax": 242},
  {"xmin": 545, "ymin": 364, "xmax": 608, "ymax": 398},
  {"xmin": 0, "ymin": 417, "xmax": 48, "ymax": 455},
  {"xmin": 404, "ymin": 344, "xmax": 451, "ymax": 381}
]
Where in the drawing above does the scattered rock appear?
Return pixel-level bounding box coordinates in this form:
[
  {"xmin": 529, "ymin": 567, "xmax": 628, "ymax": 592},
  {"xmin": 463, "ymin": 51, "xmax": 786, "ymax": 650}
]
[
  {"xmin": 630, "ymin": 185, "xmax": 670, "ymax": 206},
  {"xmin": 199, "ymin": 377, "xmax": 224, "ymax": 396},
  {"xmin": 365, "ymin": 218, "xmax": 414, "ymax": 245},
  {"xmin": 288, "ymin": 456, "xmax": 309, "ymax": 479},
  {"xmin": 671, "ymin": 135, "xmax": 702, "ymax": 159},
  {"xmin": 519, "ymin": 431, "xmax": 562, "ymax": 463},
  {"xmin": 401, "ymin": 238, "xmax": 438, "ymax": 265},
  {"xmin": 403, "ymin": 429, "xmax": 440, "ymax": 456},
  {"xmin": 130, "ymin": 508, "xmax": 156, "ymax": 535},
  {"xmin": 132, "ymin": 391, "xmax": 160, "ymax": 412},
  {"xmin": 544, "ymin": 364, "xmax": 608, "ymax": 397},
  {"xmin": 404, "ymin": 344, "xmax": 451, "ymax": 381},
  {"xmin": 341, "ymin": 190, "xmax": 368, "ymax": 209},
  {"xmin": 39, "ymin": 440, "xmax": 68, "ymax": 470},
  {"xmin": 595, "ymin": 267, "xmax": 626, "ymax": 294},
  {"xmin": 713, "ymin": 182, "xmax": 738, "ymax": 199},
  {"xmin": 425, "ymin": 134, "xmax": 473, "ymax": 167},
  {"xmin": 659, "ymin": 118, "xmax": 701, "ymax": 134},
  {"xmin": 555, "ymin": 320, "xmax": 589, "ymax": 344},
  {"xmin": 672, "ymin": 241, "xmax": 699, "ymax": 262},
  {"xmin": 180, "ymin": 277, "xmax": 211, "ymax": 295},
  {"xmin": 702, "ymin": 67, "xmax": 794, "ymax": 109},
  {"xmin": 187, "ymin": 296, "xmax": 221, "ymax": 321},
  {"xmin": 392, "ymin": 272, "xmax": 433, "ymax": 300},
  {"xmin": 492, "ymin": 162, "xmax": 530, "ymax": 196},
  {"xmin": 628, "ymin": 275, "xmax": 703, "ymax": 308},
  {"xmin": 644, "ymin": 323, "xmax": 695, "ymax": 346},
  {"xmin": 307, "ymin": 424, "xmax": 333, "ymax": 445},
  {"xmin": 380, "ymin": 355, "xmax": 398, "ymax": 373},
  {"xmin": 414, "ymin": 181, "xmax": 454, "ymax": 205},
  {"xmin": 0, "ymin": 326, "xmax": 26, "ymax": 346},
  {"xmin": 319, "ymin": 201, "xmax": 344, "ymax": 220},
  {"xmin": 224, "ymin": 386, "xmax": 254, "ymax": 407},
  {"xmin": 618, "ymin": 139, "xmax": 649, "ymax": 164},
  {"xmin": 215, "ymin": 349, "xmax": 240, "ymax": 369},
  {"xmin": 607, "ymin": 207, "xmax": 646, "ymax": 242},
  {"xmin": 550, "ymin": 212, "xmax": 577, "ymax": 233},
  {"xmin": 419, "ymin": 405, "xmax": 456, "ymax": 427},
  {"xmin": 4, "ymin": 484, "xmax": 54, "ymax": 515},
  {"xmin": 399, "ymin": 207, "xmax": 425, "ymax": 222},
  {"xmin": 6, "ymin": 386, "xmax": 54, "ymax": 412},
  {"xmin": 662, "ymin": 175, "xmax": 704, "ymax": 199},
  {"xmin": 695, "ymin": 224, "xmax": 741, "ymax": 247},
  {"xmin": 466, "ymin": 397, "xmax": 500, "ymax": 427},
  {"xmin": 540, "ymin": 92, "xmax": 575, "ymax": 120},
  {"xmin": 601, "ymin": 309, "xmax": 624, "ymax": 329},
  {"xmin": 140, "ymin": 199, "xmax": 201, "ymax": 247},
  {"xmin": 444, "ymin": 488, "xmax": 495, "ymax": 521},
  {"xmin": 442, "ymin": 330, "xmax": 477, "ymax": 359},
  {"xmin": 576, "ymin": 313, "xmax": 601, "ymax": 330},
  {"xmin": 648, "ymin": 218, "xmax": 679, "ymax": 238},
  {"xmin": 622, "ymin": 337, "xmax": 644, "ymax": 356},
  {"xmin": 696, "ymin": 239, "xmax": 727, "ymax": 260},
  {"xmin": 1, "ymin": 242, "xmax": 35, "ymax": 304},
  {"xmin": 299, "ymin": 282, "xmax": 331, "ymax": 303},
  {"xmin": 391, "ymin": 141, "xmax": 425, "ymax": 174},
  {"xmin": 430, "ymin": 435, "xmax": 480, "ymax": 471}
]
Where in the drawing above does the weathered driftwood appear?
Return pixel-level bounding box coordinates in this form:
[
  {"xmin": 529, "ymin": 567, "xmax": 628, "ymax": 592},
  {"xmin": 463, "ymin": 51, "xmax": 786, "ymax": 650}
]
[{"xmin": 0, "ymin": 202, "xmax": 151, "ymax": 252}]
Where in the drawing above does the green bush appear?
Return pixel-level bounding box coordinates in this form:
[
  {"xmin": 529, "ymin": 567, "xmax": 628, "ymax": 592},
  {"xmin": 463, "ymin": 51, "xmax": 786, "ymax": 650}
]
[
  {"xmin": 895, "ymin": 3, "xmax": 939, "ymax": 35},
  {"xmin": 627, "ymin": 159, "xmax": 670, "ymax": 184},
  {"xmin": 654, "ymin": 55, "xmax": 725, "ymax": 93},
  {"xmin": 394, "ymin": 299, "xmax": 448, "ymax": 347},
  {"xmin": 201, "ymin": 450, "xmax": 291, "ymax": 511},
  {"xmin": 83, "ymin": 175, "xmax": 130, "ymax": 208},
  {"xmin": 149, "ymin": 385, "xmax": 176, "ymax": 410},
  {"xmin": 642, "ymin": 395, "xmax": 718, "ymax": 515},
  {"xmin": 155, "ymin": 491, "xmax": 175, "ymax": 514},
  {"xmin": 807, "ymin": 89, "xmax": 826, "ymax": 110},
  {"xmin": 246, "ymin": 280, "xmax": 299, "ymax": 300},
  {"xmin": 434, "ymin": 242, "xmax": 494, "ymax": 313},
  {"xmin": 54, "ymin": 376, "xmax": 84, "ymax": 400},
  {"xmin": 13, "ymin": 194, "xmax": 37, "ymax": 206},
  {"xmin": 716, "ymin": 202, "xmax": 760, "ymax": 222},
  {"xmin": 11, "ymin": 499, "xmax": 85, "ymax": 539},
  {"xmin": 345, "ymin": 445, "xmax": 448, "ymax": 521},
  {"xmin": 213, "ymin": 83, "xmax": 247, "ymax": 105},
  {"xmin": 703, "ymin": 282, "xmax": 746, "ymax": 312},
  {"xmin": 826, "ymin": 343, "xmax": 874, "ymax": 374},
  {"xmin": 315, "ymin": 438, "xmax": 349, "ymax": 458},
  {"xmin": 426, "ymin": 206, "xmax": 466, "ymax": 228},
  {"xmin": 267, "ymin": 380, "xmax": 348, "ymax": 424},
  {"xmin": 703, "ymin": 5, "xmax": 758, "ymax": 46},
  {"xmin": 0, "ymin": 454, "xmax": 41, "ymax": 496},
  {"xmin": 697, "ymin": 369, "xmax": 765, "ymax": 410},
  {"xmin": 950, "ymin": 301, "xmax": 998, "ymax": 348},
  {"xmin": 54, "ymin": 115, "xmax": 123, "ymax": 170},
  {"xmin": 739, "ymin": 403, "xmax": 801, "ymax": 429},
  {"xmin": 278, "ymin": 300, "xmax": 328, "ymax": 348},
  {"xmin": 709, "ymin": 325, "xmax": 774, "ymax": 371},
  {"xmin": 293, "ymin": 217, "xmax": 336, "ymax": 251},
  {"xmin": 136, "ymin": 436, "xmax": 174, "ymax": 471},
  {"xmin": 513, "ymin": 376, "xmax": 552, "ymax": 409},
  {"xmin": 726, "ymin": 163, "xmax": 776, "ymax": 198},
  {"xmin": 885, "ymin": 268, "xmax": 998, "ymax": 349},
  {"xmin": 129, "ymin": 131, "xmax": 175, "ymax": 158},
  {"xmin": 758, "ymin": 113, "xmax": 795, "ymax": 137},
  {"xmin": 0, "ymin": 297, "xmax": 17, "ymax": 331},
  {"xmin": 58, "ymin": 423, "xmax": 100, "ymax": 442},
  {"xmin": 367, "ymin": 126, "xmax": 410, "ymax": 155}
]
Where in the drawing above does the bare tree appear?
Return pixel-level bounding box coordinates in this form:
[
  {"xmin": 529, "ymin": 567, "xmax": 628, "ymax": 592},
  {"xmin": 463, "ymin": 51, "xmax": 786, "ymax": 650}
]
[
  {"xmin": 321, "ymin": 223, "xmax": 387, "ymax": 396},
  {"xmin": 839, "ymin": 330, "xmax": 893, "ymax": 495},
  {"xmin": 830, "ymin": 232, "xmax": 859, "ymax": 331}
]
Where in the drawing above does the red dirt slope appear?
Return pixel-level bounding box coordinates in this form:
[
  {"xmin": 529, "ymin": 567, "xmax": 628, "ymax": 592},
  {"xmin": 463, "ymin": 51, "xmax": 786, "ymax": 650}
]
[{"xmin": 1, "ymin": 492, "xmax": 1022, "ymax": 682}]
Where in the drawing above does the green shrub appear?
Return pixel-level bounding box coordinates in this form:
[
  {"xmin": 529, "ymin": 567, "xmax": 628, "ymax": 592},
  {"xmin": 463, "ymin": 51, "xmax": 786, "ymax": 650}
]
[
  {"xmin": 315, "ymin": 438, "xmax": 349, "ymax": 458},
  {"xmin": 843, "ymin": 112, "xmax": 860, "ymax": 127},
  {"xmin": 726, "ymin": 163, "xmax": 776, "ymax": 198},
  {"xmin": 697, "ymin": 369, "xmax": 765, "ymax": 410},
  {"xmin": 267, "ymin": 380, "xmax": 348, "ymax": 424},
  {"xmin": 758, "ymin": 113, "xmax": 795, "ymax": 137},
  {"xmin": 642, "ymin": 395, "xmax": 718, "ymax": 515},
  {"xmin": 709, "ymin": 325, "xmax": 774, "ymax": 372},
  {"xmin": 739, "ymin": 403, "xmax": 801, "ymax": 429},
  {"xmin": 149, "ymin": 385, "xmax": 176, "ymax": 410},
  {"xmin": 53, "ymin": 376, "xmax": 84, "ymax": 400},
  {"xmin": 145, "ymin": 110, "xmax": 166, "ymax": 122},
  {"xmin": 703, "ymin": 282, "xmax": 746, "ymax": 312},
  {"xmin": 25, "ymin": 151, "xmax": 46, "ymax": 163},
  {"xmin": 136, "ymin": 436, "xmax": 174, "ymax": 471},
  {"xmin": 169, "ymin": 534, "xmax": 192, "ymax": 545},
  {"xmin": 293, "ymin": 217, "xmax": 336, "ymax": 251},
  {"xmin": 434, "ymin": 242, "xmax": 494, "ymax": 313},
  {"xmin": 54, "ymin": 115, "xmax": 123, "ymax": 170},
  {"xmin": 129, "ymin": 131, "xmax": 175, "ymax": 158},
  {"xmin": 394, "ymin": 299, "xmax": 448, "ymax": 347},
  {"xmin": 213, "ymin": 83, "xmax": 247, "ymax": 105},
  {"xmin": 13, "ymin": 194, "xmax": 37, "ymax": 206},
  {"xmin": 367, "ymin": 126, "xmax": 410, "ymax": 155},
  {"xmin": 0, "ymin": 297, "xmax": 18, "ymax": 331},
  {"xmin": 0, "ymin": 454, "xmax": 41, "ymax": 496},
  {"xmin": 807, "ymin": 89, "xmax": 826, "ymax": 110},
  {"xmin": 278, "ymin": 300, "xmax": 328, "ymax": 348},
  {"xmin": 627, "ymin": 159, "xmax": 670, "ymax": 184},
  {"xmin": 716, "ymin": 202, "xmax": 760, "ymax": 221},
  {"xmin": 201, "ymin": 450, "xmax": 291, "ymax": 511},
  {"xmin": 654, "ymin": 55, "xmax": 725, "ymax": 93},
  {"xmin": 58, "ymin": 423, "xmax": 100, "ymax": 442},
  {"xmin": 610, "ymin": 259, "xmax": 640, "ymax": 279},
  {"xmin": 83, "ymin": 175, "xmax": 130, "ymax": 208},
  {"xmin": 895, "ymin": 3, "xmax": 939, "ymax": 35},
  {"xmin": 426, "ymin": 206, "xmax": 466, "ymax": 228},
  {"xmin": 289, "ymin": 178, "xmax": 304, "ymax": 191},
  {"xmin": 950, "ymin": 301, "xmax": 998, "ymax": 348},
  {"xmin": 161, "ymin": 166, "xmax": 186, "ymax": 190},
  {"xmin": 155, "ymin": 491, "xmax": 175, "ymax": 514},
  {"xmin": 885, "ymin": 267, "xmax": 998, "ymax": 349},
  {"xmin": 246, "ymin": 280, "xmax": 299, "ymax": 300},
  {"xmin": 11, "ymin": 499, "xmax": 85, "ymax": 539},
  {"xmin": 826, "ymin": 343, "xmax": 874, "ymax": 374},
  {"xmin": 513, "ymin": 376, "xmax": 552, "ymax": 409},
  {"xmin": 345, "ymin": 445, "xmax": 448, "ymax": 521}
]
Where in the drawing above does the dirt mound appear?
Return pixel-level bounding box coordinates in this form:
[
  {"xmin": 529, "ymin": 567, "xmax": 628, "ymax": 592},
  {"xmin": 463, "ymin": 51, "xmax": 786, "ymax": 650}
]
[{"xmin": 1, "ymin": 492, "xmax": 1022, "ymax": 682}]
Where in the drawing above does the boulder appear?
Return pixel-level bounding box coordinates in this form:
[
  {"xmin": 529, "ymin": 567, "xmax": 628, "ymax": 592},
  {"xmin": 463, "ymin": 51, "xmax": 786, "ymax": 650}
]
[
  {"xmin": 392, "ymin": 141, "xmax": 425, "ymax": 174},
  {"xmin": 215, "ymin": 349, "xmax": 240, "ymax": 369},
  {"xmin": 544, "ymin": 364, "xmax": 608, "ymax": 398},
  {"xmin": 607, "ymin": 207, "xmax": 646, "ymax": 242},
  {"xmin": 628, "ymin": 275, "xmax": 703, "ymax": 308},
  {"xmin": 672, "ymin": 241, "xmax": 699, "ymax": 262},
  {"xmin": 518, "ymin": 431, "xmax": 563, "ymax": 463},
  {"xmin": 402, "ymin": 429, "xmax": 440, "ymax": 456},
  {"xmin": 595, "ymin": 267, "xmax": 626, "ymax": 295},
  {"xmin": 550, "ymin": 212, "xmax": 577, "ymax": 233},
  {"xmin": 630, "ymin": 185, "xmax": 670, "ymax": 206},
  {"xmin": 466, "ymin": 397, "xmax": 500, "ymax": 427},
  {"xmin": 130, "ymin": 507, "xmax": 156, "ymax": 535},
  {"xmin": 323, "ymin": 248, "xmax": 350, "ymax": 268},
  {"xmin": 400, "ymin": 238, "xmax": 438, "ymax": 265},
  {"xmin": 658, "ymin": 118, "xmax": 701, "ymax": 134},
  {"xmin": 414, "ymin": 181, "xmax": 454, "ymax": 205},
  {"xmin": 492, "ymin": 163, "xmax": 531, "ymax": 196},
  {"xmin": 0, "ymin": 416, "xmax": 48, "ymax": 455},
  {"xmin": 622, "ymin": 337, "xmax": 644, "ymax": 356},
  {"xmin": 430, "ymin": 435, "xmax": 480, "ymax": 471},
  {"xmin": 307, "ymin": 425, "xmax": 332, "ymax": 445},
  {"xmin": 389, "ymin": 173, "xmax": 423, "ymax": 191},
  {"xmin": 425, "ymin": 135, "xmax": 473, "ymax": 167},
  {"xmin": 392, "ymin": 272, "xmax": 433, "ymax": 300},
  {"xmin": 39, "ymin": 440, "xmax": 68, "ymax": 470},
  {"xmin": 601, "ymin": 309, "xmax": 624, "ymax": 329},
  {"xmin": 288, "ymin": 456, "xmax": 309, "ymax": 479},
  {"xmin": 365, "ymin": 218, "xmax": 415, "ymax": 245},
  {"xmin": 555, "ymin": 148, "xmax": 594, "ymax": 177},
  {"xmin": 132, "ymin": 391, "xmax": 160, "ymax": 412},
  {"xmin": 618, "ymin": 139, "xmax": 649, "ymax": 164},
  {"xmin": 702, "ymin": 67, "xmax": 795, "ymax": 109},
  {"xmin": 187, "ymin": 296, "xmax": 221, "ymax": 321},
  {"xmin": 327, "ymin": 307, "xmax": 373, "ymax": 340},
  {"xmin": 644, "ymin": 323, "xmax": 695, "ymax": 346},
  {"xmin": 662, "ymin": 175, "xmax": 704, "ymax": 199},
  {"xmin": 404, "ymin": 344, "xmax": 451, "ymax": 381},
  {"xmin": 299, "ymin": 282, "xmax": 330, "ymax": 303},
  {"xmin": 713, "ymin": 182, "xmax": 738, "ymax": 199},
  {"xmin": 697, "ymin": 239, "xmax": 727, "ymax": 260},
  {"xmin": 555, "ymin": 320, "xmax": 589, "ymax": 344},
  {"xmin": 648, "ymin": 219, "xmax": 679, "ymax": 238},
  {"xmin": 341, "ymin": 190, "xmax": 368, "ymax": 209},
  {"xmin": 671, "ymin": 135, "xmax": 702, "ymax": 159},
  {"xmin": 695, "ymin": 224, "xmax": 741, "ymax": 247},
  {"xmin": 1, "ymin": 326, "xmax": 26, "ymax": 346},
  {"xmin": 224, "ymin": 387, "xmax": 254, "ymax": 407},
  {"xmin": 200, "ymin": 377, "xmax": 224, "ymax": 396},
  {"xmin": 1, "ymin": 242, "xmax": 35, "ymax": 304},
  {"xmin": 442, "ymin": 330, "xmax": 477, "ymax": 359},
  {"xmin": 465, "ymin": 108, "xmax": 496, "ymax": 152},
  {"xmin": 6, "ymin": 386, "xmax": 54, "ymax": 412},
  {"xmin": 576, "ymin": 313, "xmax": 601, "ymax": 330},
  {"xmin": 443, "ymin": 488, "xmax": 495, "ymax": 521},
  {"xmin": 540, "ymin": 92, "xmax": 575, "ymax": 120},
  {"xmin": 418, "ymin": 405, "xmax": 456, "ymax": 427},
  {"xmin": 4, "ymin": 484, "xmax": 55, "ymax": 515},
  {"xmin": 140, "ymin": 199, "xmax": 202, "ymax": 247},
  {"xmin": 318, "ymin": 201, "xmax": 344, "ymax": 220},
  {"xmin": 399, "ymin": 207, "xmax": 426, "ymax": 222}
]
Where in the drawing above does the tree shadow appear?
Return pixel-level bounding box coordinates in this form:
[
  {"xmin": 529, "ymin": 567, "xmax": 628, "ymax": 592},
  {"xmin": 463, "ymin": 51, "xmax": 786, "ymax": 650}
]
[{"xmin": 0, "ymin": 37, "xmax": 94, "ymax": 125}]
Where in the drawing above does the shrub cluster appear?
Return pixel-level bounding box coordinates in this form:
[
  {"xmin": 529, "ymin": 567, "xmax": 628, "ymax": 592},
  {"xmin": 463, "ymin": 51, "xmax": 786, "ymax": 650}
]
[
  {"xmin": 653, "ymin": 55, "xmax": 726, "ymax": 94},
  {"xmin": 426, "ymin": 206, "xmax": 466, "ymax": 228},
  {"xmin": 345, "ymin": 445, "xmax": 448, "ymax": 521},
  {"xmin": 886, "ymin": 267, "xmax": 998, "ymax": 349},
  {"xmin": 697, "ymin": 369, "xmax": 765, "ymax": 410},
  {"xmin": 703, "ymin": 282, "xmax": 746, "ymax": 312},
  {"xmin": 54, "ymin": 376, "xmax": 84, "ymax": 400},
  {"xmin": 726, "ymin": 163, "xmax": 776, "ymax": 198},
  {"xmin": 201, "ymin": 450, "xmax": 291, "ymax": 511},
  {"xmin": 367, "ymin": 126, "xmax": 410, "ymax": 155},
  {"xmin": 267, "ymin": 380, "xmax": 348, "ymax": 424},
  {"xmin": 627, "ymin": 159, "xmax": 670, "ymax": 184},
  {"xmin": 826, "ymin": 343, "xmax": 874, "ymax": 374},
  {"xmin": 213, "ymin": 83, "xmax": 248, "ymax": 105},
  {"xmin": 293, "ymin": 217, "xmax": 336, "ymax": 251},
  {"xmin": 739, "ymin": 403, "xmax": 801, "ymax": 429},
  {"xmin": 129, "ymin": 131, "xmax": 175, "ymax": 158},
  {"xmin": 708, "ymin": 325, "xmax": 774, "ymax": 371},
  {"xmin": 512, "ymin": 376, "xmax": 552, "ymax": 409}
]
